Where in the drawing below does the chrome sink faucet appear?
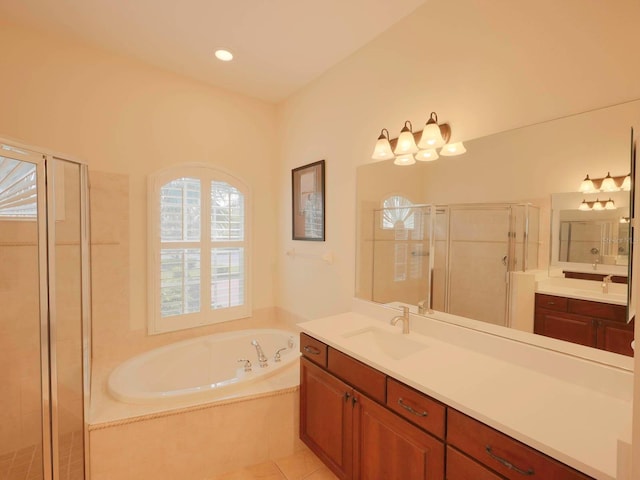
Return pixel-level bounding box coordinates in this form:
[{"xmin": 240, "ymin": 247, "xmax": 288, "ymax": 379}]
[
  {"xmin": 251, "ymin": 340, "xmax": 268, "ymax": 367},
  {"xmin": 391, "ymin": 306, "xmax": 410, "ymax": 334},
  {"xmin": 602, "ymin": 275, "xmax": 613, "ymax": 294}
]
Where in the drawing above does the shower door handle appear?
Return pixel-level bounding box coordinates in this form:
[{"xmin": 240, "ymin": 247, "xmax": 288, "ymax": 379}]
[{"xmin": 501, "ymin": 255, "xmax": 508, "ymax": 266}]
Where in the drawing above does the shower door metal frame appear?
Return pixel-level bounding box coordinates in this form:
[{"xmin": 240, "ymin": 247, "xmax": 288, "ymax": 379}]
[{"xmin": 0, "ymin": 137, "xmax": 92, "ymax": 480}]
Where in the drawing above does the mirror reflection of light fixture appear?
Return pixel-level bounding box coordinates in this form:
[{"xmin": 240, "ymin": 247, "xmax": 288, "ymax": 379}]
[
  {"xmin": 440, "ymin": 142, "xmax": 467, "ymax": 156},
  {"xmin": 578, "ymin": 172, "xmax": 630, "ymax": 192},
  {"xmin": 394, "ymin": 154, "xmax": 416, "ymax": 166},
  {"xmin": 394, "ymin": 121, "xmax": 419, "ymax": 156},
  {"xmin": 601, "ymin": 172, "xmax": 617, "ymax": 192},
  {"xmin": 579, "ymin": 174, "xmax": 596, "ymax": 193},
  {"xmin": 620, "ymin": 216, "xmax": 631, "ymax": 224},
  {"xmin": 371, "ymin": 128, "xmax": 395, "ymax": 160},
  {"xmin": 578, "ymin": 198, "xmax": 616, "ymax": 211},
  {"xmin": 415, "ymin": 149, "xmax": 439, "ymax": 162},
  {"xmin": 592, "ymin": 198, "xmax": 604, "ymax": 211},
  {"xmin": 371, "ymin": 112, "xmax": 466, "ymax": 165}
]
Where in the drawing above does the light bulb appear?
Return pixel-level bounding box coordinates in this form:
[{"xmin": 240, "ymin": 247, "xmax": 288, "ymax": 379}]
[
  {"xmin": 393, "ymin": 121, "xmax": 418, "ymax": 155},
  {"xmin": 579, "ymin": 174, "xmax": 596, "ymax": 193},
  {"xmin": 621, "ymin": 174, "xmax": 631, "ymax": 191},
  {"xmin": 600, "ymin": 172, "xmax": 617, "ymax": 192},
  {"xmin": 371, "ymin": 129, "xmax": 395, "ymax": 160},
  {"xmin": 418, "ymin": 113, "xmax": 445, "ymax": 149}
]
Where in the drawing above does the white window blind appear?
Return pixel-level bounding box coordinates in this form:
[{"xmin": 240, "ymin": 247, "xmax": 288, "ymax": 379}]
[{"xmin": 0, "ymin": 157, "xmax": 37, "ymax": 219}]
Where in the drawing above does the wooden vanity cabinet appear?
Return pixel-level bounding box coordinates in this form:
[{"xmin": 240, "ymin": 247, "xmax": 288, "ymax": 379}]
[
  {"xmin": 300, "ymin": 357, "xmax": 353, "ymax": 479},
  {"xmin": 300, "ymin": 342, "xmax": 445, "ymax": 479},
  {"xmin": 534, "ymin": 293, "xmax": 633, "ymax": 356},
  {"xmin": 300, "ymin": 333, "xmax": 594, "ymax": 480}
]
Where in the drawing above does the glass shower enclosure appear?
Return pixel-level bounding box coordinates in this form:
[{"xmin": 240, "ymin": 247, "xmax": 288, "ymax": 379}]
[
  {"xmin": 0, "ymin": 139, "xmax": 90, "ymax": 480},
  {"xmin": 370, "ymin": 202, "xmax": 539, "ymax": 327}
]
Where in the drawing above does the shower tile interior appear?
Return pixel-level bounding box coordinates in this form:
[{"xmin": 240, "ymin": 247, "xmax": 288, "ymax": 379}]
[{"xmin": 0, "ymin": 431, "xmax": 83, "ymax": 480}]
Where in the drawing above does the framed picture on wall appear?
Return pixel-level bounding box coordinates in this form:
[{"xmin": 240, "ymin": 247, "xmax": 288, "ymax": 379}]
[{"xmin": 292, "ymin": 160, "xmax": 325, "ymax": 241}]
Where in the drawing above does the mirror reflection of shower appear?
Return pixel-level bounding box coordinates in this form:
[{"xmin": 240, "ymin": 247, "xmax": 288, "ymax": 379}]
[{"xmin": 369, "ymin": 201, "xmax": 539, "ymax": 327}]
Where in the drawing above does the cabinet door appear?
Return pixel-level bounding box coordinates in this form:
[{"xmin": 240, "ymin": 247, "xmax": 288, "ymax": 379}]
[
  {"xmin": 596, "ymin": 319, "xmax": 634, "ymax": 356},
  {"xmin": 534, "ymin": 309, "xmax": 596, "ymax": 347},
  {"xmin": 300, "ymin": 357, "xmax": 353, "ymax": 479},
  {"xmin": 355, "ymin": 394, "xmax": 444, "ymax": 480}
]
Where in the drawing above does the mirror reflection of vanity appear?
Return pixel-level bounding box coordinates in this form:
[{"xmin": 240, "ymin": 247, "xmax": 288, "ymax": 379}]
[{"xmin": 356, "ymin": 100, "xmax": 639, "ymax": 357}]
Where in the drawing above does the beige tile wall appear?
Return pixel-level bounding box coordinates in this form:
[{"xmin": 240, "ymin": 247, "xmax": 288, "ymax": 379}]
[{"xmin": 89, "ymin": 389, "xmax": 302, "ymax": 480}]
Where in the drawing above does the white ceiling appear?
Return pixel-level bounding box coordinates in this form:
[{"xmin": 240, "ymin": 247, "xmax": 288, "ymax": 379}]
[{"xmin": 0, "ymin": 0, "xmax": 426, "ymax": 102}]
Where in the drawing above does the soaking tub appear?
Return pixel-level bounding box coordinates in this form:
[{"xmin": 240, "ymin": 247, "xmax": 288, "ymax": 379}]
[{"xmin": 107, "ymin": 328, "xmax": 299, "ymax": 404}]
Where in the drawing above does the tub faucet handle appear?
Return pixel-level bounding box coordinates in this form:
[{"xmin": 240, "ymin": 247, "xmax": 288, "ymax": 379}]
[
  {"xmin": 274, "ymin": 347, "xmax": 287, "ymax": 362},
  {"xmin": 237, "ymin": 359, "xmax": 252, "ymax": 372}
]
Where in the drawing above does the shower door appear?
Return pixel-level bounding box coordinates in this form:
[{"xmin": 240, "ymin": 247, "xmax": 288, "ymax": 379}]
[
  {"xmin": 446, "ymin": 205, "xmax": 513, "ymax": 326},
  {"xmin": 0, "ymin": 141, "xmax": 89, "ymax": 480}
]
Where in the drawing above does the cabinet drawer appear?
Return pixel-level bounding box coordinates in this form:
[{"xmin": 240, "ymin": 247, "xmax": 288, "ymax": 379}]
[
  {"xmin": 300, "ymin": 333, "xmax": 328, "ymax": 367},
  {"xmin": 328, "ymin": 348, "xmax": 386, "ymax": 404},
  {"xmin": 447, "ymin": 410, "xmax": 593, "ymax": 480},
  {"xmin": 568, "ymin": 298, "xmax": 627, "ymax": 322},
  {"xmin": 535, "ymin": 294, "xmax": 567, "ymax": 312},
  {"xmin": 386, "ymin": 378, "xmax": 445, "ymax": 440},
  {"xmin": 446, "ymin": 446, "xmax": 503, "ymax": 480}
]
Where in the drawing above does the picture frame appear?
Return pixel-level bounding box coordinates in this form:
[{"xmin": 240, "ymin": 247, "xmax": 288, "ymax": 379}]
[{"xmin": 292, "ymin": 160, "xmax": 325, "ymax": 241}]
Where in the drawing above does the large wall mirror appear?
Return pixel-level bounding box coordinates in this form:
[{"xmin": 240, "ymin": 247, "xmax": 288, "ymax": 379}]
[{"xmin": 356, "ymin": 100, "xmax": 639, "ymax": 358}]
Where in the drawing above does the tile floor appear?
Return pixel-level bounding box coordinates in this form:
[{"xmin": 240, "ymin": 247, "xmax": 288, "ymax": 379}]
[{"xmin": 208, "ymin": 446, "xmax": 338, "ymax": 480}]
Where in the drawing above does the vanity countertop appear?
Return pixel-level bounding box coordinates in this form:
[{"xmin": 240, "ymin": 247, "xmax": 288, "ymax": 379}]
[
  {"xmin": 299, "ymin": 311, "xmax": 632, "ymax": 480},
  {"xmin": 535, "ymin": 278, "xmax": 627, "ymax": 306}
]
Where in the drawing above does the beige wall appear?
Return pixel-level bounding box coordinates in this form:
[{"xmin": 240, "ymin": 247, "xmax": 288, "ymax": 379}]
[
  {"xmin": 0, "ymin": 22, "xmax": 280, "ymax": 366},
  {"xmin": 276, "ymin": 0, "xmax": 640, "ymax": 321}
]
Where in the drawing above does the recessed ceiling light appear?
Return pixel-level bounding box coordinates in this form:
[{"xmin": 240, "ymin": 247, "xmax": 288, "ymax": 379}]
[{"xmin": 215, "ymin": 49, "xmax": 234, "ymax": 62}]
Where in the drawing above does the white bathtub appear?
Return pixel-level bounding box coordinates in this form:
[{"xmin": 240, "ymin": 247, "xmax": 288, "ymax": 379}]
[{"xmin": 107, "ymin": 329, "xmax": 299, "ymax": 405}]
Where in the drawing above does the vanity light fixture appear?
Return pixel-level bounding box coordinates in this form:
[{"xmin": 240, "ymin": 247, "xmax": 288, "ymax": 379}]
[
  {"xmin": 592, "ymin": 198, "xmax": 605, "ymax": 211},
  {"xmin": 371, "ymin": 129, "xmax": 395, "ymax": 160},
  {"xmin": 578, "ymin": 172, "xmax": 630, "ymax": 192},
  {"xmin": 371, "ymin": 112, "xmax": 467, "ymax": 166},
  {"xmin": 604, "ymin": 198, "xmax": 616, "ymax": 210}
]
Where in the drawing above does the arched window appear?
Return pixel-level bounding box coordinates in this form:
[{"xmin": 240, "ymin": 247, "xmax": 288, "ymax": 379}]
[
  {"xmin": 382, "ymin": 195, "xmax": 415, "ymax": 230},
  {"xmin": 148, "ymin": 165, "xmax": 250, "ymax": 334}
]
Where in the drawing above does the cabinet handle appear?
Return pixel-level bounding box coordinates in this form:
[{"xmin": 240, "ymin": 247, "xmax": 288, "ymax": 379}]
[
  {"xmin": 344, "ymin": 392, "xmax": 351, "ymax": 402},
  {"xmin": 485, "ymin": 446, "xmax": 534, "ymax": 476},
  {"xmin": 303, "ymin": 345, "xmax": 321, "ymax": 355},
  {"xmin": 398, "ymin": 398, "xmax": 428, "ymax": 417},
  {"xmin": 352, "ymin": 396, "xmax": 358, "ymax": 406},
  {"xmin": 546, "ymin": 301, "xmax": 555, "ymax": 305}
]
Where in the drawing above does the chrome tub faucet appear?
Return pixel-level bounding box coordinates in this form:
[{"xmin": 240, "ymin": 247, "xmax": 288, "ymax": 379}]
[{"xmin": 251, "ymin": 340, "xmax": 268, "ymax": 367}]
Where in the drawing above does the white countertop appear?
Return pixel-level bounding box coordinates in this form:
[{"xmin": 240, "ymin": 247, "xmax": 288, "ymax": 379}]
[
  {"xmin": 299, "ymin": 312, "xmax": 632, "ymax": 480},
  {"xmin": 536, "ymin": 277, "xmax": 628, "ymax": 306}
]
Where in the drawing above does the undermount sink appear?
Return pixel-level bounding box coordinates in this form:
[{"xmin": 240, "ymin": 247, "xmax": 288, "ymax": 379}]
[{"xmin": 342, "ymin": 326, "xmax": 427, "ymax": 360}]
